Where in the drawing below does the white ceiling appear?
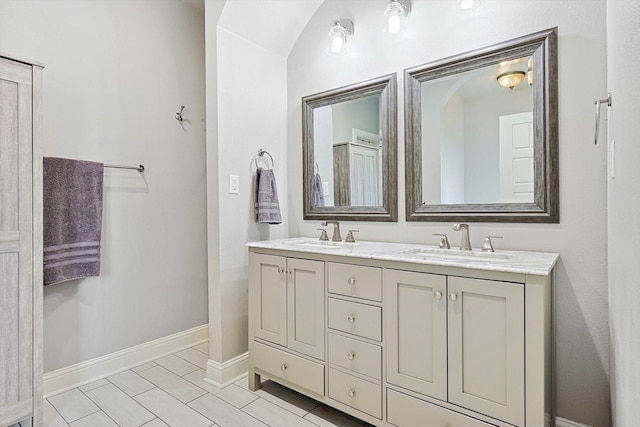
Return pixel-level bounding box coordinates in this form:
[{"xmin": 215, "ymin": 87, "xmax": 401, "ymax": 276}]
[{"xmin": 217, "ymin": 0, "xmax": 324, "ymax": 57}]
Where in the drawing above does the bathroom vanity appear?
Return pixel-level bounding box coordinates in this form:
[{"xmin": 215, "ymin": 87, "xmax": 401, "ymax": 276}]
[{"xmin": 247, "ymin": 238, "xmax": 557, "ymax": 427}]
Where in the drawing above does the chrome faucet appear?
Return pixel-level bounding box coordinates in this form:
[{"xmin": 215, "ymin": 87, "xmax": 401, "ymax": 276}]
[
  {"xmin": 481, "ymin": 236, "xmax": 503, "ymax": 252},
  {"xmin": 452, "ymin": 223, "xmax": 472, "ymax": 251},
  {"xmin": 432, "ymin": 233, "xmax": 451, "ymax": 249},
  {"xmin": 321, "ymin": 221, "xmax": 342, "ymax": 242}
]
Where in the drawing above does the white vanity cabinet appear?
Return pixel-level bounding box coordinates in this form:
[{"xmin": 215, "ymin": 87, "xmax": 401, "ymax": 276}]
[
  {"xmin": 385, "ymin": 271, "xmax": 525, "ymax": 426},
  {"xmin": 247, "ymin": 239, "xmax": 556, "ymax": 427},
  {"xmin": 248, "ymin": 253, "xmax": 325, "ymax": 396},
  {"xmin": 326, "ymin": 262, "xmax": 383, "ymax": 419}
]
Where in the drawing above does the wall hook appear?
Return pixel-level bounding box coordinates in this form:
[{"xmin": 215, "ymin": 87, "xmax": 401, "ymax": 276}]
[
  {"xmin": 594, "ymin": 93, "xmax": 612, "ymax": 145},
  {"xmin": 175, "ymin": 105, "xmax": 185, "ymax": 122}
]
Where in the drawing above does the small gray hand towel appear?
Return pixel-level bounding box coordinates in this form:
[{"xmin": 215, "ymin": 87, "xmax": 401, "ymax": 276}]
[
  {"xmin": 254, "ymin": 167, "xmax": 282, "ymax": 224},
  {"xmin": 43, "ymin": 157, "xmax": 104, "ymax": 285},
  {"xmin": 313, "ymin": 172, "xmax": 325, "ymax": 207}
]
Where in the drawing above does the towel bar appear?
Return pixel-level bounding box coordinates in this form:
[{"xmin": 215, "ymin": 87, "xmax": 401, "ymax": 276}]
[{"xmin": 104, "ymin": 164, "xmax": 145, "ymax": 172}]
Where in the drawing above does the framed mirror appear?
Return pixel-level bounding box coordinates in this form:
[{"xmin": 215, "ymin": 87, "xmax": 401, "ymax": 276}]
[
  {"xmin": 303, "ymin": 74, "xmax": 397, "ymax": 222},
  {"xmin": 405, "ymin": 28, "xmax": 558, "ymax": 223}
]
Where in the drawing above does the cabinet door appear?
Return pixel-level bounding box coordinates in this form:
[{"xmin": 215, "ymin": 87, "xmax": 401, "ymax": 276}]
[
  {"xmin": 0, "ymin": 58, "xmax": 34, "ymax": 423},
  {"xmin": 448, "ymin": 276, "xmax": 525, "ymax": 426},
  {"xmin": 250, "ymin": 253, "xmax": 287, "ymax": 347},
  {"xmin": 287, "ymin": 258, "xmax": 325, "ymax": 360},
  {"xmin": 385, "ymin": 270, "xmax": 447, "ymax": 400}
]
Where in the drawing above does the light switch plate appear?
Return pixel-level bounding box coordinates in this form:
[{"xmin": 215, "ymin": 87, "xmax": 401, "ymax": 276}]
[{"xmin": 229, "ymin": 174, "xmax": 239, "ymax": 194}]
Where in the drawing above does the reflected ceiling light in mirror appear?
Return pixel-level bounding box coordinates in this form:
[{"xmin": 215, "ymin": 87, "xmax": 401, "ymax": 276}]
[
  {"xmin": 328, "ymin": 19, "xmax": 353, "ymax": 55},
  {"xmin": 458, "ymin": 0, "xmax": 480, "ymax": 10},
  {"xmin": 497, "ymin": 71, "xmax": 526, "ymax": 90},
  {"xmin": 384, "ymin": 0, "xmax": 409, "ymax": 35},
  {"xmin": 498, "ymin": 58, "xmax": 522, "ymax": 67},
  {"xmin": 528, "ymin": 57, "xmax": 533, "ymax": 86}
]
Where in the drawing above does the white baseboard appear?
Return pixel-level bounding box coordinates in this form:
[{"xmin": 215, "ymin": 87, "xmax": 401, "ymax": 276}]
[
  {"xmin": 205, "ymin": 352, "xmax": 248, "ymax": 388},
  {"xmin": 44, "ymin": 324, "xmax": 209, "ymax": 397},
  {"xmin": 556, "ymin": 417, "xmax": 591, "ymax": 427}
]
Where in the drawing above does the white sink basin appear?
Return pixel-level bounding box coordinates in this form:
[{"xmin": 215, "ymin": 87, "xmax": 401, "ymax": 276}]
[
  {"xmin": 404, "ymin": 247, "xmax": 511, "ymax": 263},
  {"xmin": 290, "ymin": 240, "xmax": 351, "ymax": 250}
]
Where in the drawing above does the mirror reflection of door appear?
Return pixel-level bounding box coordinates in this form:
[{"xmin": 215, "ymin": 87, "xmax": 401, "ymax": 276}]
[
  {"xmin": 499, "ymin": 112, "xmax": 534, "ymax": 203},
  {"xmin": 313, "ymin": 94, "xmax": 382, "ymax": 207},
  {"xmin": 421, "ymin": 56, "xmax": 534, "ymax": 205}
]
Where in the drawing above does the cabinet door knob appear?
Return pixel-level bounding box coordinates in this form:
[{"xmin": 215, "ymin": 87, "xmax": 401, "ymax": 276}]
[
  {"xmin": 277, "ymin": 267, "xmax": 284, "ymax": 274},
  {"xmin": 348, "ymin": 389, "xmax": 356, "ymax": 398},
  {"xmin": 347, "ymin": 315, "xmax": 356, "ymax": 323},
  {"xmin": 280, "ymin": 363, "xmax": 287, "ymax": 371},
  {"xmin": 288, "ymin": 269, "xmax": 293, "ymax": 275},
  {"xmin": 347, "ymin": 352, "xmax": 355, "ymax": 360},
  {"xmin": 348, "ymin": 277, "xmax": 356, "ymax": 286},
  {"xmin": 450, "ymin": 293, "xmax": 458, "ymax": 301},
  {"xmin": 434, "ymin": 291, "xmax": 442, "ymax": 300}
]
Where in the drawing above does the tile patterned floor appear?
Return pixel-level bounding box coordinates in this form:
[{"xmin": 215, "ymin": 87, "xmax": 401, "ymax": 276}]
[{"xmin": 13, "ymin": 342, "xmax": 372, "ymax": 427}]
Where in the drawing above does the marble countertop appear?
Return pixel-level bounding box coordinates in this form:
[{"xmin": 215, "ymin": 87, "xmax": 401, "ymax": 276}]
[{"xmin": 247, "ymin": 237, "xmax": 559, "ymax": 276}]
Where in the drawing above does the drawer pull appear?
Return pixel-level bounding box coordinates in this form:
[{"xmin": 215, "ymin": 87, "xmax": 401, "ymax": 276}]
[
  {"xmin": 347, "ymin": 315, "xmax": 356, "ymax": 323},
  {"xmin": 280, "ymin": 363, "xmax": 287, "ymax": 371},
  {"xmin": 348, "ymin": 277, "xmax": 356, "ymax": 285},
  {"xmin": 348, "ymin": 389, "xmax": 356, "ymax": 398},
  {"xmin": 450, "ymin": 293, "xmax": 458, "ymax": 301},
  {"xmin": 347, "ymin": 352, "xmax": 355, "ymax": 360},
  {"xmin": 434, "ymin": 291, "xmax": 442, "ymax": 300}
]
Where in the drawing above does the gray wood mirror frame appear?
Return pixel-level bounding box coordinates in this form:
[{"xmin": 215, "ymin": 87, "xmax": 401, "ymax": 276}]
[
  {"xmin": 405, "ymin": 27, "xmax": 558, "ymax": 223},
  {"xmin": 303, "ymin": 73, "xmax": 398, "ymax": 222}
]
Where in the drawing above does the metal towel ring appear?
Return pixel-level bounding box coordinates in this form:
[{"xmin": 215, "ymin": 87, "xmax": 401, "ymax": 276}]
[{"xmin": 255, "ymin": 149, "xmax": 274, "ymax": 169}]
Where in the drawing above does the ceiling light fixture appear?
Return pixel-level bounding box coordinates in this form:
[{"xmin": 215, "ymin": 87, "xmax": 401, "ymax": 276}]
[
  {"xmin": 384, "ymin": 0, "xmax": 410, "ymax": 35},
  {"xmin": 328, "ymin": 19, "xmax": 353, "ymax": 55},
  {"xmin": 527, "ymin": 57, "xmax": 533, "ymax": 86},
  {"xmin": 497, "ymin": 71, "xmax": 526, "ymax": 90}
]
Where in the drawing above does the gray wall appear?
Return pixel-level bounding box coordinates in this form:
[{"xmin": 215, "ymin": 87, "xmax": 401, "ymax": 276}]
[
  {"xmin": 607, "ymin": 0, "xmax": 640, "ymax": 425},
  {"xmin": 331, "ymin": 96, "xmax": 380, "ymax": 143},
  {"xmin": 0, "ymin": 0, "xmax": 208, "ymax": 372},
  {"xmin": 287, "ymin": 1, "xmax": 609, "ymax": 426},
  {"xmin": 207, "ymin": 1, "xmax": 290, "ymax": 363}
]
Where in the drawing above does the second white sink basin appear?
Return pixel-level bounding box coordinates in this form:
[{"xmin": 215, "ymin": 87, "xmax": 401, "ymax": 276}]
[{"xmin": 404, "ymin": 247, "xmax": 511, "ymax": 262}]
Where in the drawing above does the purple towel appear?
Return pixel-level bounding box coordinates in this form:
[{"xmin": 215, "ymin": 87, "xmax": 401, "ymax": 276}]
[
  {"xmin": 43, "ymin": 157, "xmax": 104, "ymax": 285},
  {"xmin": 313, "ymin": 172, "xmax": 325, "ymax": 207}
]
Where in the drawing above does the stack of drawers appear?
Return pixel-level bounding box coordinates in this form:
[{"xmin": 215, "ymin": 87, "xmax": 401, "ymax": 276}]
[{"xmin": 326, "ymin": 262, "xmax": 383, "ymax": 419}]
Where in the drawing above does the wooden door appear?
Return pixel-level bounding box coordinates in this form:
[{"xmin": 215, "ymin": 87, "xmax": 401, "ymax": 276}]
[
  {"xmin": 250, "ymin": 253, "xmax": 287, "ymax": 347},
  {"xmin": 499, "ymin": 112, "xmax": 534, "ymax": 203},
  {"xmin": 448, "ymin": 276, "xmax": 525, "ymax": 426},
  {"xmin": 0, "ymin": 58, "xmax": 34, "ymax": 425},
  {"xmin": 385, "ymin": 270, "xmax": 447, "ymax": 401},
  {"xmin": 287, "ymin": 258, "xmax": 325, "ymax": 360}
]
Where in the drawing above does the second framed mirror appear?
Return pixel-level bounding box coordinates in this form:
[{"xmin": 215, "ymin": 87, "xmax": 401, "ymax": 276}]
[{"xmin": 405, "ymin": 28, "xmax": 558, "ymax": 223}]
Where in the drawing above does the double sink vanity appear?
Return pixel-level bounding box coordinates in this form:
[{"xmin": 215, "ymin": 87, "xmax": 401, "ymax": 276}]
[
  {"xmin": 247, "ymin": 230, "xmax": 558, "ymax": 427},
  {"xmin": 247, "ymin": 25, "xmax": 561, "ymax": 427}
]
